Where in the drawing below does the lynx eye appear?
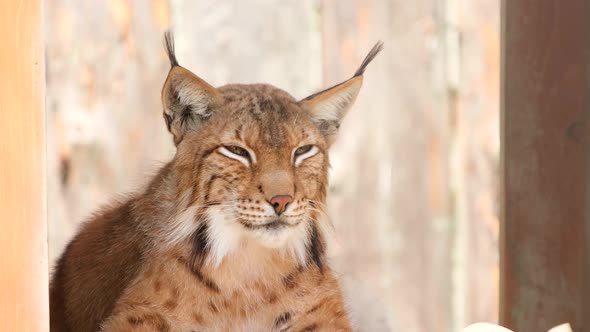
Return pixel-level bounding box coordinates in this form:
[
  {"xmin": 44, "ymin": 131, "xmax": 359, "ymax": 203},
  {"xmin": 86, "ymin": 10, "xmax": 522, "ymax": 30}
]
[
  {"xmin": 218, "ymin": 145, "xmax": 253, "ymax": 166},
  {"xmin": 293, "ymin": 145, "xmax": 319, "ymax": 166},
  {"xmin": 226, "ymin": 146, "xmax": 249, "ymax": 157},
  {"xmin": 295, "ymin": 145, "xmax": 313, "ymax": 156}
]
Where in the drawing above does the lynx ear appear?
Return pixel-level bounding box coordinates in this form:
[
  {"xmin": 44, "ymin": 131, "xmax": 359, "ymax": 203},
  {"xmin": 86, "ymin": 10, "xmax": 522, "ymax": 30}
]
[
  {"xmin": 299, "ymin": 41, "xmax": 383, "ymax": 145},
  {"xmin": 161, "ymin": 32, "xmax": 223, "ymax": 145}
]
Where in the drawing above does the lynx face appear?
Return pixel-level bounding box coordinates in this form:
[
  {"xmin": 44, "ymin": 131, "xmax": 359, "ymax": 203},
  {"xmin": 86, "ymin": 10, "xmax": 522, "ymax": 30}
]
[
  {"xmin": 176, "ymin": 85, "xmax": 330, "ymax": 265},
  {"xmin": 161, "ymin": 33, "xmax": 382, "ymax": 268},
  {"xmin": 200, "ymin": 89, "xmax": 326, "ymax": 249}
]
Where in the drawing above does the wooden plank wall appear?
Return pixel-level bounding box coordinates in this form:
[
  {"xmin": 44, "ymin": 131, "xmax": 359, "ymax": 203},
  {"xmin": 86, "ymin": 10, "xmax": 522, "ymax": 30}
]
[
  {"xmin": 501, "ymin": 0, "xmax": 589, "ymax": 330},
  {"xmin": 458, "ymin": 0, "xmax": 500, "ymax": 325},
  {"xmin": 321, "ymin": 1, "xmax": 499, "ymax": 330},
  {"xmin": 0, "ymin": 0, "xmax": 48, "ymax": 330},
  {"xmin": 45, "ymin": 0, "xmax": 174, "ymax": 263},
  {"xmin": 321, "ymin": 1, "xmax": 452, "ymax": 330},
  {"xmin": 45, "ymin": 1, "xmax": 499, "ymax": 331}
]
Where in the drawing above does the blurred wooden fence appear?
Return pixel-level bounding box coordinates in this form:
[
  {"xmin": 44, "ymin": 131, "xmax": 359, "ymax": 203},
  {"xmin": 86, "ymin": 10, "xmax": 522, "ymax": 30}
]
[{"xmin": 45, "ymin": 0, "xmax": 499, "ymax": 331}]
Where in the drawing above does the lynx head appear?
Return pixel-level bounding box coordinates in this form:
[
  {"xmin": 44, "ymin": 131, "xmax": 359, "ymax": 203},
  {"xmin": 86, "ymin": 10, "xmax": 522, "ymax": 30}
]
[{"xmin": 161, "ymin": 33, "xmax": 382, "ymax": 270}]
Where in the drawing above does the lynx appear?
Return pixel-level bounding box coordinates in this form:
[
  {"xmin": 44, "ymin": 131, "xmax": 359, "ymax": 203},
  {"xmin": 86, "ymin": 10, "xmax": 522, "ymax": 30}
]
[{"xmin": 50, "ymin": 32, "xmax": 383, "ymax": 332}]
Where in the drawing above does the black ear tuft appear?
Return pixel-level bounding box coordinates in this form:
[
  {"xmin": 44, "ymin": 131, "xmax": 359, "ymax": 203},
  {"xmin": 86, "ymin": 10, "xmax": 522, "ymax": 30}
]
[
  {"xmin": 163, "ymin": 31, "xmax": 179, "ymax": 68},
  {"xmin": 353, "ymin": 41, "xmax": 384, "ymax": 77}
]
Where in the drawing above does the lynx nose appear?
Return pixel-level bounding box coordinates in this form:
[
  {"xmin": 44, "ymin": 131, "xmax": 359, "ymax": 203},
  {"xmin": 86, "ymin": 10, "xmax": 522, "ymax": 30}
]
[{"xmin": 269, "ymin": 195, "xmax": 293, "ymax": 215}]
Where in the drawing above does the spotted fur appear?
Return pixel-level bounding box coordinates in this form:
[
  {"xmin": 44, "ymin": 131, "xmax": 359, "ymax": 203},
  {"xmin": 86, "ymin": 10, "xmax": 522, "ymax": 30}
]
[{"xmin": 49, "ymin": 32, "xmax": 382, "ymax": 332}]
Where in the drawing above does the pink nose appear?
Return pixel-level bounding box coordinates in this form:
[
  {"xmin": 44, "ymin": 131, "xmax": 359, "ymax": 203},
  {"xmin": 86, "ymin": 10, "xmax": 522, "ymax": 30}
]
[{"xmin": 269, "ymin": 195, "xmax": 293, "ymax": 215}]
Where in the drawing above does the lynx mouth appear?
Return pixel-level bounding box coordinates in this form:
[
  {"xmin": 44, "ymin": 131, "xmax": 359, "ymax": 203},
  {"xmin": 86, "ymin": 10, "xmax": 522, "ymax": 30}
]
[{"xmin": 241, "ymin": 219, "xmax": 299, "ymax": 230}]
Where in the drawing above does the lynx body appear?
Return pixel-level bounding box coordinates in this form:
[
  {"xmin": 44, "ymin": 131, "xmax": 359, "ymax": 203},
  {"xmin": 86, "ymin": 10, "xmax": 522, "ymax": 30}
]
[{"xmin": 50, "ymin": 34, "xmax": 382, "ymax": 332}]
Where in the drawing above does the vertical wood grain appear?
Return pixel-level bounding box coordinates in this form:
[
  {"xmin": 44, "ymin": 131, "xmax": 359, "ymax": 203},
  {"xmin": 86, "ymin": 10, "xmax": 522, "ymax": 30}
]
[
  {"xmin": 321, "ymin": 1, "xmax": 452, "ymax": 331},
  {"xmin": 501, "ymin": 0, "xmax": 589, "ymax": 330},
  {"xmin": 45, "ymin": 0, "xmax": 173, "ymax": 263},
  {"xmin": 0, "ymin": 0, "xmax": 48, "ymax": 330},
  {"xmin": 454, "ymin": 0, "xmax": 500, "ymax": 326},
  {"xmin": 170, "ymin": 0, "xmax": 321, "ymax": 99}
]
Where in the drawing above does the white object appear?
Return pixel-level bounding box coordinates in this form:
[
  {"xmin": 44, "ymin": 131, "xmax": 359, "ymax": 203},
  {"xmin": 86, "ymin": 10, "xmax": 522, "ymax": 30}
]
[
  {"xmin": 462, "ymin": 322, "xmax": 573, "ymax": 332},
  {"xmin": 548, "ymin": 323, "xmax": 573, "ymax": 332},
  {"xmin": 462, "ymin": 323, "xmax": 513, "ymax": 332}
]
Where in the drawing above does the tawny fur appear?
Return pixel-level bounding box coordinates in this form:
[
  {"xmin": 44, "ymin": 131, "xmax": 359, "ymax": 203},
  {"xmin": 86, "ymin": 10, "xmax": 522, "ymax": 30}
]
[{"xmin": 50, "ymin": 33, "xmax": 382, "ymax": 332}]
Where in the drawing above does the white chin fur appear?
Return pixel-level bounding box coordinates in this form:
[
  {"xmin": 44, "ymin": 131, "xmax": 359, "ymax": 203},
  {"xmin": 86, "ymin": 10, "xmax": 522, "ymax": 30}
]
[
  {"xmin": 246, "ymin": 222, "xmax": 310, "ymax": 265},
  {"xmin": 205, "ymin": 206, "xmax": 310, "ymax": 267}
]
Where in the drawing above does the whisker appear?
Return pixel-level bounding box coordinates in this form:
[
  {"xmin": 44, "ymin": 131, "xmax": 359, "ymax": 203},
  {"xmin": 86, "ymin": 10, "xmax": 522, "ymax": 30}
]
[{"xmin": 304, "ymin": 206, "xmax": 335, "ymax": 231}]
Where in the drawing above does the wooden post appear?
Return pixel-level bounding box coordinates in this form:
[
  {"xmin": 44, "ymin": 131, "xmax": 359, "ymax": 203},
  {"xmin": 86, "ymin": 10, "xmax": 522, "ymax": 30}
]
[
  {"xmin": 501, "ymin": 0, "xmax": 589, "ymax": 330},
  {"xmin": 0, "ymin": 0, "xmax": 48, "ymax": 331}
]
